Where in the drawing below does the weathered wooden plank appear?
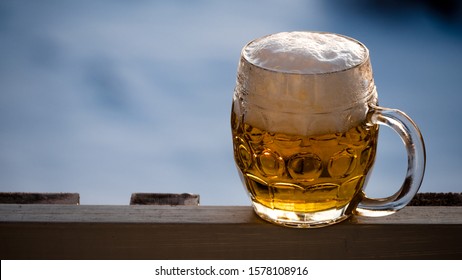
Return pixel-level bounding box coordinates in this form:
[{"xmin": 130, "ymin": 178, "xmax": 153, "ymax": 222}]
[
  {"xmin": 0, "ymin": 205, "xmax": 461, "ymax": 224},
  {"xmin": 0, "ymin": 192, "xmax": 79, "ymax": 205},
  {"xmin": 0, "ymin": 205, "xmax": 461, "ymax": 260},
  {"xmin": 409, "ymin": 192, "xmax": 462, "ymax": 206},
  {"xmin": 129, "ymin": 193, "xmax": 200, "ymax": 206}
]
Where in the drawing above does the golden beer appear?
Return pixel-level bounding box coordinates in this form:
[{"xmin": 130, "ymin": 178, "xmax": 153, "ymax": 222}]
[{"xmin": 231, "ymin": 108, "xmax": 378, "ymax": 213}]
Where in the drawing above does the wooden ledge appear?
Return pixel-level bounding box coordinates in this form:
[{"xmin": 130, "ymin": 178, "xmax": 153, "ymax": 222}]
[{"xmin": 1, "ymin": 205, "xmax": 461, "ymax": 260}]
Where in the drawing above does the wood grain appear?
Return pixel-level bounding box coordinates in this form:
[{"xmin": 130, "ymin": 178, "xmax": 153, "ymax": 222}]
[{"xmin": 1, "ymin": 205, "xmax": 461, "ymax": 259}]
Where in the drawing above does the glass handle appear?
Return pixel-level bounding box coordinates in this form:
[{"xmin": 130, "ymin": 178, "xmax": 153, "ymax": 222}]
[{"xmin": 355, "ymin": 104, "xmax": 426, "ymax": 217}]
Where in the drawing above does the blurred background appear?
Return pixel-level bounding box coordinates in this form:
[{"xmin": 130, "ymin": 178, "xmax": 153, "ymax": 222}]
[{"xmin": 0, "ymin": 0, "xmax": 461, "ymax": 205}]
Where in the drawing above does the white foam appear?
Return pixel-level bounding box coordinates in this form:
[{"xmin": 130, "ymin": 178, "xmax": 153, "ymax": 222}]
[
  {"xmin": 236, "ymin": 31, "xmax": 376, "ymax": 136},
  {"xmin": 243, "ymin": 31, "xmax": 367, "ymax": 74}
]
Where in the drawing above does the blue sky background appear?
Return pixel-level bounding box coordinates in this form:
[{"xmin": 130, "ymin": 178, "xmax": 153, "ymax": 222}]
[{"xmin": 1, "ymin": 0, "xmax": 461, "ymax": 205}]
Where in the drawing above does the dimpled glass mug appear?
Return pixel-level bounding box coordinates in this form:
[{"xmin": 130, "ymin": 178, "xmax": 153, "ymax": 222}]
[{"xmin": 231, "ymin": 31, "xmax": 426, "ymax": 228}]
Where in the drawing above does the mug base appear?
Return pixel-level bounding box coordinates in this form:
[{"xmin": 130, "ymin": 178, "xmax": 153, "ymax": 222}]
[{"xmin": 252, "ymin": 202, "xmax": 351, "ymax": 228}]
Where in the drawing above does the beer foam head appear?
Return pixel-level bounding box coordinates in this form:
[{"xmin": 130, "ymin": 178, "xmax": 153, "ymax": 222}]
[
  {"xmin": 243, "ymin": 31, "xmax": 367, "ymax": 74},
  {"xmin": 236, "ymin": 31, "xmax": 376, "ymax": 136}
]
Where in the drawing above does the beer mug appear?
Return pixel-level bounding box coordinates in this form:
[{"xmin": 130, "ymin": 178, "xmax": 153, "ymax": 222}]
[{"xmin": 231, "ymin": 31, "xmax": 426, "ymax": 228}]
